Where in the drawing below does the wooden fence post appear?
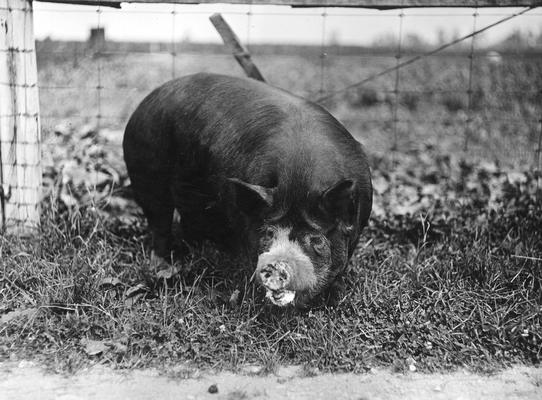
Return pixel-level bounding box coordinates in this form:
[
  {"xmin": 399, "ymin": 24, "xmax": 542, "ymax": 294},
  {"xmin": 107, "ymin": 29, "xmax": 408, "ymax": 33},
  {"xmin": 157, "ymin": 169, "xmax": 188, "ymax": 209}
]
[
  {"xmin": 0, "ymin": 0, "xmax": 41, "ymax": 235},
  {"xmin": 210, "ymin": 13, "xmax": 266, "ymax": 82}
]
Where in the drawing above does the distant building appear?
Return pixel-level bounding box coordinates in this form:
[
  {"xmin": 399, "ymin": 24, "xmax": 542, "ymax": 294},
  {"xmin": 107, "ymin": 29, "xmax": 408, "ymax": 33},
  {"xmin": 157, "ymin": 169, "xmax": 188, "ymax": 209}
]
[{"xmin": 88, "ymin": 27, "xmax": 106, "ymax": 50}]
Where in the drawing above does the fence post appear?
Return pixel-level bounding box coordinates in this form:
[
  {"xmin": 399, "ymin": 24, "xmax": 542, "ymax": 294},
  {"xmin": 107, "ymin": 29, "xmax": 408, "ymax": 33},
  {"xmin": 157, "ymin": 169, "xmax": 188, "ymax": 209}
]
[{"xmin": 0, "ymin": 0, "xmax": 41, "ymax": 235}]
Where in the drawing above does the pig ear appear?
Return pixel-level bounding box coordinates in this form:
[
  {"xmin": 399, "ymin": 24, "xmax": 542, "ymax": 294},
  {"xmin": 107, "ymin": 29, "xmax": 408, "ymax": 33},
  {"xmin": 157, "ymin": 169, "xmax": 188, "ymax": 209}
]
[
  {"xmin": 321, "ymin": 179, "xmax": 356, "ymax": 224},
  {"xmin": 228, "ymin": 178, "xmax": 275, "ymax": 213}
]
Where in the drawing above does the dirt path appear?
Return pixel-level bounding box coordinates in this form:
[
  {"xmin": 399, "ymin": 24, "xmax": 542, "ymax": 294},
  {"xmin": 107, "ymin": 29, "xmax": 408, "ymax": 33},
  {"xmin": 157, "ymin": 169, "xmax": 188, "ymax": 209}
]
[{"xmin": 0, "ymin": 362, "xmax": 540, "ymax": 400}]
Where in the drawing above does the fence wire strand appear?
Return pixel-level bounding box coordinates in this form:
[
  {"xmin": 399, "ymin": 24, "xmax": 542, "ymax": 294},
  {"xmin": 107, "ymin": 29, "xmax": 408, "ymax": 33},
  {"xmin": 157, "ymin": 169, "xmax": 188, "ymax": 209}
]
[
  {"xmin": 318, "ymin": 8, "xmax": 327, "ymax": 98},
  {"xmin": 171, "ymin": 4, "xmax": 177, "ymax": 79},
  {"xmin": 392, "ymin": 7, "xmax": 404, "ymax": 152},
  {"xmin": 246, "ymin": 3, "xmax": 253, "ymax": 49},
  {"xmin": 464, "ymin": 8, "xmax": 478, "ymax": 152},
  {"xmin": 4, "ymin": 2, "xmax": 17, "ymax": 228},
  {"xmin": 538, "ymin": 117, "xmax": 542, "ymax": 190},
  {"xmin": 96, "ymin": 6, "xmax": 103, "ymax": 130}
]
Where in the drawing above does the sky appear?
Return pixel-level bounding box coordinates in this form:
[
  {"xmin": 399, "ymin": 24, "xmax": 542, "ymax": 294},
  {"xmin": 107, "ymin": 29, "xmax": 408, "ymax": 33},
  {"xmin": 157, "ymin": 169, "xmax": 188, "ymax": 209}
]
[{"xmin": 33, "ymin": 2, "xmax": 542, "ymax": 47}]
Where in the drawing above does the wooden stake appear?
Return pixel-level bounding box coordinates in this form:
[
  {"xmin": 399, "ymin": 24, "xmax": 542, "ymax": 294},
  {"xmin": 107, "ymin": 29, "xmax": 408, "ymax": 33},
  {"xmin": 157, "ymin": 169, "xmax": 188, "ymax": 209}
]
[
  {"xmin": 210, "ymin": 13, "xmax": 266, "ymax": 82},
  {"xmin": 0, "ymin": 0, "xmax": 41, "ymax": 235}
]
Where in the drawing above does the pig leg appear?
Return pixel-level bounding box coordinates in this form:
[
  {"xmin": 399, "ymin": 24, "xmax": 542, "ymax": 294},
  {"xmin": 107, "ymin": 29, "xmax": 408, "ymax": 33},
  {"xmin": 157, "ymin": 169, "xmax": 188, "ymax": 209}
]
[
  {"xmin": 132, "ymin": 178, "xmax": 174, "ymax": 266},
  {"xmin": 147, "ymin": 206, "xmax": 174, "ymax": 267},
  {"xmin": 324, "ymin": 274, "xmax": 346, "ymax": 307}
]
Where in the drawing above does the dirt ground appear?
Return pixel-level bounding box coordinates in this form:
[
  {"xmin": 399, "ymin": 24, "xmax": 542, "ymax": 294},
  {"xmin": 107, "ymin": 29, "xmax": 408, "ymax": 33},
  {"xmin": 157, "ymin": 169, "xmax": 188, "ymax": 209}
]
[{"xmin": 0, "ymin": 362, "xmax": 540, "ymax": 400}]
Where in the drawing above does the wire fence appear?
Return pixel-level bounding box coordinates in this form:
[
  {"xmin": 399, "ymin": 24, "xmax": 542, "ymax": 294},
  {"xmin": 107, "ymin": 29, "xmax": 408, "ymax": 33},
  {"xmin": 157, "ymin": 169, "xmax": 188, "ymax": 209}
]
[
  {"xmin": 1, "ymin": 1, "xmax": 542, "ymax": 230},
  {"xmin": 34, "ymin": 3, "xmax": 542, "ymax": 163},
  {"xmin": 0, "ymin": 0, "xmax": 41, "ymax": 233}
]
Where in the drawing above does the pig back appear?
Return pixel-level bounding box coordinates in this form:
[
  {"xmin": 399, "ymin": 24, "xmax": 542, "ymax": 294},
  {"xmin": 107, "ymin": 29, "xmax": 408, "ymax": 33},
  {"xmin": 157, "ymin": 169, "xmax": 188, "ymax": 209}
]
[{"xmin": 124, "ymin": 73, "xmax": 371, "ymax": 231}]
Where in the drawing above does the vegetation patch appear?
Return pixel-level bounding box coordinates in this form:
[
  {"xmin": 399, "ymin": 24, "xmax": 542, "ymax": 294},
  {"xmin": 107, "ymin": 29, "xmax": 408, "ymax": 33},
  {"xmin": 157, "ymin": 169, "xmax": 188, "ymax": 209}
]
[
  {"xmin": 2, "ymin": 41, "xmax": 541, "ymax": 374},
  {"xmin": 1, "ymin": 129, "xmax": 540, "ymax": 374}
]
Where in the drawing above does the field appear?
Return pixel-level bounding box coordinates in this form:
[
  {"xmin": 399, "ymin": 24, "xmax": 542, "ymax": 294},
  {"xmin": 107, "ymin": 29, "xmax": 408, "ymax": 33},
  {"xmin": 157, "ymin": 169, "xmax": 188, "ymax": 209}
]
[
  {"xmin": 0, "ymin": 44, "xmax": 541, "ymax": 375},
  {"xmin": 35, "ymin": 44, "xmax": 542, "ymax": 165}
]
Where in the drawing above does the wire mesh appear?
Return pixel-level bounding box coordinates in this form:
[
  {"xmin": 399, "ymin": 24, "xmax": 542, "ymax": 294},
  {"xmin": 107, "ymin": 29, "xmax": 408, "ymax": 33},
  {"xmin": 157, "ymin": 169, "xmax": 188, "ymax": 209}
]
[
  {"xmin": 0, "ymin": 0, "xmax": 41, "ymax": 233},
  {"xmin": 31, "ymin": 4, "xmax": 542, "ymax": 160}
]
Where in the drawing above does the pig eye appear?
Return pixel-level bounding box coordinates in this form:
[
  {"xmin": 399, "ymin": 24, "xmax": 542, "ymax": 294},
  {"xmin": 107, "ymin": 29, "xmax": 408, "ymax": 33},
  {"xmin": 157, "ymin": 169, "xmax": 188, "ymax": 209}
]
[
  {"xmin": 310, "ymin": 236, "xmax": 323, "ymax": 246},
  {"xmin": 309, "ymin": 235, "xmax": 327, "ymax": 255},
  {"xmin": 263, "ymin": 227, "xmax": 275, "ymax": 240}
]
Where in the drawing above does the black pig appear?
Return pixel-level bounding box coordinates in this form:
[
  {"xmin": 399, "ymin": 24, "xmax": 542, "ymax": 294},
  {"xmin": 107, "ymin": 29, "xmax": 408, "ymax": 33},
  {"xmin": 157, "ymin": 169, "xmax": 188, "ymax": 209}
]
[{"xmin": 123, "ymin": 73, "xmax": 372, "ymax": 308}]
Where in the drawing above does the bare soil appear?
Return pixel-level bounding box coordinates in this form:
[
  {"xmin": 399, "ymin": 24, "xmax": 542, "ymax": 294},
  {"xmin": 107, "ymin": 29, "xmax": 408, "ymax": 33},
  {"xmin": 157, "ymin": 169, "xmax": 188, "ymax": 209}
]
[{"xmin": 1, "ymin": 362, "xmax": 540, "ymax": 400}]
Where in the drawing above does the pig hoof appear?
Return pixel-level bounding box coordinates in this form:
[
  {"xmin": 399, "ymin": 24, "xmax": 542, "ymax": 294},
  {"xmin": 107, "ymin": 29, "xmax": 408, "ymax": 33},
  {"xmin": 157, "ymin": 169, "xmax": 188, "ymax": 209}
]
[{"xmin": 265, "ymin": 289, "xmax": 295, "ymax": 307}]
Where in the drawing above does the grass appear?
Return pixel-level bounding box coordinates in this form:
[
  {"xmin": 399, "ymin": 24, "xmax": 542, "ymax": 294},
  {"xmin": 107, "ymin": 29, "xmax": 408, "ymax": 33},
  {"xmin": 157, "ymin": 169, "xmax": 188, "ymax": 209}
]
[
  {"xmin": 1, "ymin": 44, "xmax": 540, "ymax": 375},
  {"xmin": 1, "ymin": 145, "xmax": 540, "ymax": 374}
]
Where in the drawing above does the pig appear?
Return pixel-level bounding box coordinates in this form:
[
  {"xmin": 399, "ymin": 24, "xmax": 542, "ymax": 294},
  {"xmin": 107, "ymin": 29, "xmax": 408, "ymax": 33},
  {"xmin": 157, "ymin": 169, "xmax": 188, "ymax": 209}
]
[{"xmin": 123, "ymin": 73, "xmax": 372, "ymax": 308}]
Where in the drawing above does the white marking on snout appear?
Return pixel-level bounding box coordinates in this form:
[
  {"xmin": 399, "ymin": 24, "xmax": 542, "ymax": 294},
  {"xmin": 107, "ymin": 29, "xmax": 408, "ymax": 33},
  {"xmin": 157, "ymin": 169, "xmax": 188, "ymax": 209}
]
[
  {"xmin": 266, "ymin": 289, "xmax": 296, "ymax": 307},
  {"xmin": 257, "ymin": 227, "xmax": 317, "ymax": 291}
]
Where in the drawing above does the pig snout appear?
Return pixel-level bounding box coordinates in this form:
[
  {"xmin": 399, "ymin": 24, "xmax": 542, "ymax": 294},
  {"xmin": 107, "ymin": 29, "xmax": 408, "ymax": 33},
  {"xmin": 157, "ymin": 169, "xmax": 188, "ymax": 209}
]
[
  {"xmin": 256, "ymin": 228, "xmax": 320, "ymax": 307},
  {"xmin": 258, "ymin": 261, "xmax": 296, "ymax": 306},
  {"xmin": 259, "ymin": 261, "xmax": 291, "ymax": 291}
]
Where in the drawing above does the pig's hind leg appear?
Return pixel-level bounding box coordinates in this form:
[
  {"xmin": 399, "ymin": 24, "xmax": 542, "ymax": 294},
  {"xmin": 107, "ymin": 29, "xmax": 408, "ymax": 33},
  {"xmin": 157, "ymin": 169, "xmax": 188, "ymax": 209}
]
[{"xmin": 132, "ymin": 176, "xmax": 174, "ymax": 266}]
